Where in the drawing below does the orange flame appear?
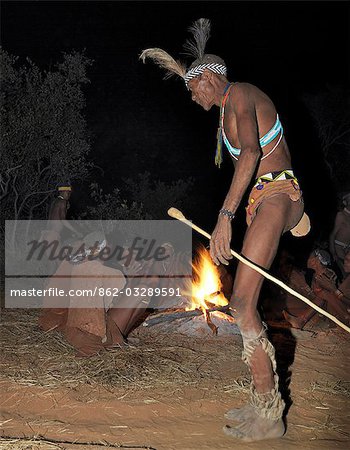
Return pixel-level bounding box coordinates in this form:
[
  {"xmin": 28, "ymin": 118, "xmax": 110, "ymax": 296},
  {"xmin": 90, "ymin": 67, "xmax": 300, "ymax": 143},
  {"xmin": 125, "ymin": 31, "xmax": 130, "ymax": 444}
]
[{"xmin": 186, "ymin": 246, "xmax": 228, "ymax": 312}]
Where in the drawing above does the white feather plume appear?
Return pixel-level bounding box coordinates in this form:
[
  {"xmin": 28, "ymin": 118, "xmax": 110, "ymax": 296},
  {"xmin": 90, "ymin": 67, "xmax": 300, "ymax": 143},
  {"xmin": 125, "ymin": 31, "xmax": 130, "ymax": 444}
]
[
  {"xmin": 139, "ymin": 48, "xmax": 187, "ymax": 79},
  {"xmin": 183, "ymin": 18, "xmax": 211, "ymax": 60}
]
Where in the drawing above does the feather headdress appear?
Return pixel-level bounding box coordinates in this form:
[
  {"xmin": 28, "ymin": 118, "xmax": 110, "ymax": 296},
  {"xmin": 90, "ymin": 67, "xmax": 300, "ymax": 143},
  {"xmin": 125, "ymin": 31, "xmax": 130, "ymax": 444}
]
[
  {"xmin": 139, "ymin": 48, "xmax": 186, "ymax": 80},
  {"xmin": 183, "ymin": 18, "xmax": 211, "ymax": 60},
  {"xmin": 140, "ymin": 18, "xmax": 226, "ymax": 86},
  {"xmin": 140, "ymin": 19, "xmax": 228, "ymax": 169},
  {"xmin": 183, "ymin": 19, "xmax": 227, "ymax": 85}
]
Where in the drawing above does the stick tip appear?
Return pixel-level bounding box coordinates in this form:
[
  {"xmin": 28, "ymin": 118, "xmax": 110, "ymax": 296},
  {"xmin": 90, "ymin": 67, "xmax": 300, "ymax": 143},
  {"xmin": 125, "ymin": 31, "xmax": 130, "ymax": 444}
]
[{"xmin": 167, "ymin": 207, "xmax": 186, "ymax": 220}]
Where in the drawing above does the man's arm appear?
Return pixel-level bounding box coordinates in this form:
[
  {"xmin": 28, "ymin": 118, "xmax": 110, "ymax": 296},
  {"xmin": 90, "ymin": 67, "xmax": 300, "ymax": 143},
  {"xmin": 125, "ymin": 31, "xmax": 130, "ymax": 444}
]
[
  {"xmin": 210, "ymin": 86, "xmax": 261, "ymax": 265},
  {"xmin": 222, "ymin": 87, "xmax": 261, "ymax": 213}
]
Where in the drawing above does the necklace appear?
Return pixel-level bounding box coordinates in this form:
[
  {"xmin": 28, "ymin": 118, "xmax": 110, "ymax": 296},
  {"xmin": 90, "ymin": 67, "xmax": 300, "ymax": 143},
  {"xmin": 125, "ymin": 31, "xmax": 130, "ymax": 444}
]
[{"xmin": 215, "ymin": 82, "xmax": 233, "ymax": 167}]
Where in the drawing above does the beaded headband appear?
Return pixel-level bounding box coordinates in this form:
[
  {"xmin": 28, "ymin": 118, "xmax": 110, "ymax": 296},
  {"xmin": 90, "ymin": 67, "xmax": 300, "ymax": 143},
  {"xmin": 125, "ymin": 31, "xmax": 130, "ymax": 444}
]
[
  {"xmin": 140, "ymin": 18, "xmax": 226, "ymax": 88},
  {"xmin": 184, "ymin": 63, "xmax": 227, "ymax": 86},
  {"xmin": 58, "ymin": 186, "xmax": 72, "ymax": 191}
]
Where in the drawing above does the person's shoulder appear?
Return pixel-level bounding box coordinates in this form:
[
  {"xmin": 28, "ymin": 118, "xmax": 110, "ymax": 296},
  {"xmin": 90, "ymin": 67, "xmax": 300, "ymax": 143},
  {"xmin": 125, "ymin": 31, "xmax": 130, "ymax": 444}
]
[
  {"xmin": 232, "ymin": 82, "xmax": 268, "ymax": 105},
  {"xmin": 232, "ymin": 82, "xmax": 254, "ymax": 94},
  {"xmin": 234, "ymin": 82, "xmax": 263, "ymax": 94},
  {"xmin": 230, "ymin": 83, "xmax": 257, "ymax": 109}
]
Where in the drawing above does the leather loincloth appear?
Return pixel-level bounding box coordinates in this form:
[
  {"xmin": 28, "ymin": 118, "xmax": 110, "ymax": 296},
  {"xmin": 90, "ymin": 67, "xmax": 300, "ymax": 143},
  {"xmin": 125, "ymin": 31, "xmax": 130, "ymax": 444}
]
[{"xmin": 246, "ymin": 178, "xmax": 310, "ymax": 237}]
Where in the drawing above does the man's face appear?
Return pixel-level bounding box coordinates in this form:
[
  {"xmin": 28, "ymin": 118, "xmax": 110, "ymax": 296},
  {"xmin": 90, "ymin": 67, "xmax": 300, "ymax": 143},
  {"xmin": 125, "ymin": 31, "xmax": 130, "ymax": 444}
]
[{"xmin": 188, "ymin": 72, "xmax": 215, "ymax": 111}]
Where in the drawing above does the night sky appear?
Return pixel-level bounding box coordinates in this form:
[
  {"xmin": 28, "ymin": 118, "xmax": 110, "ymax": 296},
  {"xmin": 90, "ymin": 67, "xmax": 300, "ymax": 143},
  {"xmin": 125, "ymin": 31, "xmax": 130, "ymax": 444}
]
[{"xmin": 2, "ymin": 1, "xmax": 349, "ymax": 255}]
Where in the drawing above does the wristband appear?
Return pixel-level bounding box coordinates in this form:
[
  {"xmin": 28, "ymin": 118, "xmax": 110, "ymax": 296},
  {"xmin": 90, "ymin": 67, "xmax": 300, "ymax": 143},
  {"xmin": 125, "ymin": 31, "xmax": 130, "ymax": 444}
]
[{"xmin": 219, "ymin": 208, "xmax": 235, "ymax": 220}]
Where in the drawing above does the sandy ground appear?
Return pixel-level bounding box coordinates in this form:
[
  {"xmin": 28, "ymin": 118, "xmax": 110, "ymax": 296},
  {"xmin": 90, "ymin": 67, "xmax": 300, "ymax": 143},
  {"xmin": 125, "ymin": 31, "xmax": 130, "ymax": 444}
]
[{"xmin": 1, "ymin": 311, "xmax": 350, "ymax": 450}]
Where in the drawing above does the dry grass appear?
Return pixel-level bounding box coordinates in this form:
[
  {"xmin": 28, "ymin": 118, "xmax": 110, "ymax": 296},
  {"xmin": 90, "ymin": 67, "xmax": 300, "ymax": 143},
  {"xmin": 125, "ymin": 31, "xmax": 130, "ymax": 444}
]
[
  {"xmin": 295, "ymin": 414, "xmax": 350, "ymax": 438},
  {"xmin": 310, "ymin": 380, "xmax": 350, "ymax": 398},
  {"xmin": 0, "ymin": 437, "xmax": 156, "ymax": 449},
  {"xmin": 0, "ymin": 309, "xmax": 240, "ymax": 391},
  {"xmin": 223, "ymin": 376, "xmax": 251, "ymax": 394},
  {"xmin": 0, "ymin": 437, "xmax": 63, "ymax": 450}
]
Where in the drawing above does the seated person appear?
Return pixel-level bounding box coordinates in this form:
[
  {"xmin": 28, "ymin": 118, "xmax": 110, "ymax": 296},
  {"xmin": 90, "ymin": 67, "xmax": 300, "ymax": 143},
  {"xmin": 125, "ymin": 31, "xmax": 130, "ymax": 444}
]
[
  {"xmin": 39, "ymin": 232, "xmax": 126, "ymax": 357},
  {"xmin": 329, "ymin": 192, "xmax": 350, "ymax": 277},
  {"xmin": 283, "ymin": 249, "xmax": 350, "ymax": 329},
  {"xmin": 39, "ymin": 236, "xmax": 192, "ymax": 356}
]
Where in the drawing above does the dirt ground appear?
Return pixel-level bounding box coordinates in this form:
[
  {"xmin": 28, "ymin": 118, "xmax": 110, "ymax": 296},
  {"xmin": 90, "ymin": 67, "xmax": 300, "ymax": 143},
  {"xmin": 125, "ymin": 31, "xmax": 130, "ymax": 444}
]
[{"xmin": 1, "ymin": 309, "xmax": 350, "ymax": 450}]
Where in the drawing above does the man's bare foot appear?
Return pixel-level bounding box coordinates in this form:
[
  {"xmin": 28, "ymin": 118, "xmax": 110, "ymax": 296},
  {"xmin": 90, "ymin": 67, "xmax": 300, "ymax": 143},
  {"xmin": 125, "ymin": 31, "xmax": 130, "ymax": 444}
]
[
  {"xmin": 224, "ymin": 404, "xmax": 255, "ymax": 421},
  {"xmin": 282, "ymin": 310, "xmax": 306, "ymax": 329},
  {"xmin": 223, "ymin": 412, "xmax": 285, "ymax": 442}
]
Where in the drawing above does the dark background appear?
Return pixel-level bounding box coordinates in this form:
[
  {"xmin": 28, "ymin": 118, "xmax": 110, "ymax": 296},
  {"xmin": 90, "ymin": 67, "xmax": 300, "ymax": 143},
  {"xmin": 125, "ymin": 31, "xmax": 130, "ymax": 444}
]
[{"xmin": 2, "ymin": 1, "xmax": 349, "ymax": 257}]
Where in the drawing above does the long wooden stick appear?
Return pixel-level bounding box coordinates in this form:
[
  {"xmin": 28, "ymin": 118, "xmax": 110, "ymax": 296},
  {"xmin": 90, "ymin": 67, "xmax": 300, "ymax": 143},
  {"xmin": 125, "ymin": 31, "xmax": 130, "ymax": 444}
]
[{"xmin": 168, "ymin": 207, "xmax": 350, "ymax": 334}]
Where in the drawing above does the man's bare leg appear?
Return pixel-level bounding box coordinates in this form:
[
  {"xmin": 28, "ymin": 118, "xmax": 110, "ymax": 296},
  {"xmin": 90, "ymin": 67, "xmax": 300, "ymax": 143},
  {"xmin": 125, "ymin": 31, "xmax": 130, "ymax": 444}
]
[
  {"xmin": 108, "ymin": 280, "xmax": 159, "ymax": 340},
  {"xmin": 224, "ymin": 195, "xmax": 303, "ymax": 442},
  {"xmin": 109, "ymin": 306, "xmax": 149, "ymax": 337}
]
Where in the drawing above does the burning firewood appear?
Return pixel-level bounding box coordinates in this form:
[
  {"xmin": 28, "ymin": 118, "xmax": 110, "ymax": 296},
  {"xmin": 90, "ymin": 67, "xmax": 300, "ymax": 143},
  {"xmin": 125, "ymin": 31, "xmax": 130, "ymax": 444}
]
[
  {"xmin": 204, "ymin": 309, "xmax": 218, "ymax": 335},
  {"xmin": 186, "ymin": 248, "xmax": 231, "ymax": 333},
  {"xmin": 144, "ymin": 248, "xmax": 233, "ymax": 335}
]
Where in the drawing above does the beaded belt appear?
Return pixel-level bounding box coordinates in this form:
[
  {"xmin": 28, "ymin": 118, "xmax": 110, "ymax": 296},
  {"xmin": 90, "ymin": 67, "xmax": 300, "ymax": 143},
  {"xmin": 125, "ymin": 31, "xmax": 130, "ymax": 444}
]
[{"xmin": 254, "ymin": 169, "xmax": 296, "ymax": 188}]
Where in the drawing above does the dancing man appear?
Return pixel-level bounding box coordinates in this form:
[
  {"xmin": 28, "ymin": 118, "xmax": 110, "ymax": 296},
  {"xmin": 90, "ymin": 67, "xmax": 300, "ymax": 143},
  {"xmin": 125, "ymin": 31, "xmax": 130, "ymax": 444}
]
[{"xmin": 140, "ymin": 18, "xmax": 310, "ymax": 441}]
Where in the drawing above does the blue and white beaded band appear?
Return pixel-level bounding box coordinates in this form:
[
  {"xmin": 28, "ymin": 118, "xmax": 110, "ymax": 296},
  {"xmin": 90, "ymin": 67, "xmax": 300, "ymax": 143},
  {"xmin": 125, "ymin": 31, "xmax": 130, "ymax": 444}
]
[{"xmin": 184, "ymin": 63, "xmax": 227, "ymax": 87}]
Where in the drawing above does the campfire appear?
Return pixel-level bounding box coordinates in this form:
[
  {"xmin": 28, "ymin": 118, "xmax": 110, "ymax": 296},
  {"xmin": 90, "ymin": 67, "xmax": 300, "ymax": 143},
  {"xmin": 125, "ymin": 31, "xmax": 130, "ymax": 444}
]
[
  {"xmin": 143, "ymin": 246, "xmax": 237, "ymax": 337},
  {"xmin": 185, "ymin": 246, "xmax": 230, "ymax": 334},
  {"xmin": 188, "ymin": 246, "xmax": 228, "ymax": 312}
]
